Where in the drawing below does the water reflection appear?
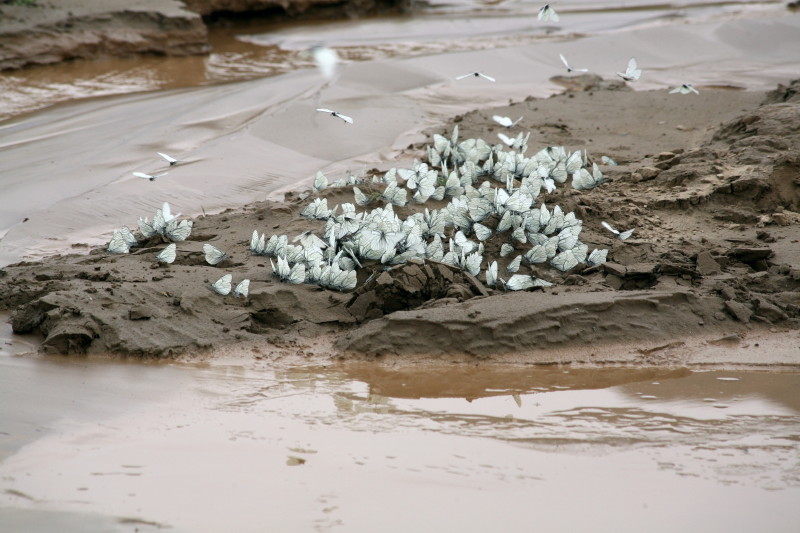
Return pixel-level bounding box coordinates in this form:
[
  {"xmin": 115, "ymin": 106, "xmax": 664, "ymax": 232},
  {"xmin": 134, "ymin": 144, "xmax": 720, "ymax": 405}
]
[{"xmin": 1, "ymin": 344, "xmax": 799, "ymax": 532}]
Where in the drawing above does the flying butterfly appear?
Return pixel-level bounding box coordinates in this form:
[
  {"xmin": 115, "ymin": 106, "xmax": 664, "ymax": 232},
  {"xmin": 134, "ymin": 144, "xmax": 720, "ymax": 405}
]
[
  {"xmin": 309, "ymin": 44, "xmax": 339, "ymax": 80},
  {"xmin": 210, "ymin": 274, "xmax": 232, "ymax": 295},
  {"xmin": 316, "ymin": 108, "xmax": 353, "ymax": 124},
  {"xmin": 669, "ymin": 83, "xmax": 700, "ymax": 95},
  {"xmin": 157, "ymin": 152, "xmax": 183, "ymax": 166},
  {"xmin": 455, "ymin": 72, "xmax": 496, "ymax": 82},
  {"xmin": 133, "ymin": 171, "xmax": 168, "ymax": 182},
  {"xmin": 498, "ymin": 133, "xmax": 516, "ymax": 147},
  {"xmin": 559, "ymin": 53, "xmax": 588, "ymax": 73},
  {"xmin": 616, "ymin": 57, "xmax": 642, "ymax": 82},
  {"xmin": 203, "ymin": 243, "xmax": 228, "ymax": 265},
  {"xmin": 156, "ymin": 243, "xmax": 177, "ymax": 264},
  {"xmin": 601, "ymin": 221, "xmax": 635, "ymax": 240},
  {"xmin": 492, "ymin": 115, "xmax": 522, "ymax": 128},
  {"xmin": 537, "ymin": 4, "xmax": 559, "ymax": 22}
]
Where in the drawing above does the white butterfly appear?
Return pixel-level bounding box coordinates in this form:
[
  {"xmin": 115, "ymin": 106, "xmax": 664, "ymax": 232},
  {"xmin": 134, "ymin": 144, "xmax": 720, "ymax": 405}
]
[
  {"xmin": 587, "ymin": 248, "xmax": 609, "ymax": 266},
  {"xmin": 565, "ymin": 150, "xmax": 583, "ymax": 174},
  {"xmin": 316, "ymin": 108, "xmax": 353, "ymax": 124},
  {"xmin": 353, "ymin": 186, "xmax": 373, "ymax": 207},
  {"xmin": 301, "ymin": 197, "xmax": 333, "ymax": 219},
  {"xmin": 524, "ymin": 245, "xmax": 548, "ymax": 264},
  {"xmin": 616, "ymin": 57, "xmax": 641, "ymax": 82},
  {"xmin": 117, "ymin": 226, "xmax": 138, "ymax": 247},
  {"xmin": 572, "ymin": 163, "xmax": 605, "ymax": 191},
  {"xmin": 426, "ymin": 235, "xmax": 444, "ymax": 261},
  {"xmin": 443, "ymin": 173, "xmax": 465, "ymax": 199},
  {"xmin": 107, "ymin": 232, "xmax": 130, "ymax": 254},
  {"xmin": 669, "ymin": 83, "xmax": 700, "ymax": 95},
  {"xmin": 498, "ymin": 132, "xmax": 516, "ymax": 147},
  {"xmin": 537, "ymin": 4, "xmax": 559, "ymax": 22},
  {"xmin": 233, "ymin": 279, "xmax": 250, "ymax": 298},
  {"xmin": 210, "ymin": 274, "xmax": 232, "ymax": 295},
  {"xmin": 271, "ymin": 256, "xmax": 306, "ymax": 284},
  {"xmin": 601, "ymin": 221, "xmax": 635, "ymax": 240},
  {"xmin": 559, "ymin": 54, "xmax": 587, "ymax": 73},
  {"xmin": 249, "ymin": 230, "xmax": 261, "ymax": 253},
  {"xmin": 264, "ymin": 234, "xmax": 288, "ymax": 256},
  {"xmin": 462, "ymin": 251, "xmax": 483, "ymax": 276},
  {"xmin": 133, "ymin": 171, "xmax": 168, "ymax": 182},
  {"xmin": 506, "ymin": 255, "xmax": 522, "ymax": 273},
  {"xmin": 382, "ymin": 183, "xmax": 408, "ymax": 207},
  {"xmin": 292, "ymin": 231, "xmax": 327, "ymax": 250},
  {"xmin": 556, "ymin": 226, "xmax": 579, "ymax": 252},
  {"xmin": 601, "ymin": 155, "xmax": 618, "ymax": 166},
  {"xmin": 473, "ymin": 222, "xmax": 493, "ymax": 241},
  {"xmin": 492, "ymin": 115, "xmax": 522, "ymax": 128},
  {"xmin": 138, "ymin": 217, "xmax": 158, "ymax": 239},
  {"xmin": 156, "ymin": 243, "xmax": 177, "ymax": 264},
  {"xmin": 165, "ymin": 219, "xmax": 192, "ymax": 242},
  {"xmin": 161, "ymin": 202, "xmax": 180, "ymax": 223},
  {"xmin": 500, "ymin": 243, "xmax": 515, "ymax": 257},
  {"xmin": 502, "ymin": 274, "xmax": 535, "ymax": 291},
  {"xmin": 313, "ymin": 171, "xmax": 328, "ymax": 192},
  {"xmin": 486, "ymin": 260, "xmax": 498, "ymax": 288},
  {"xmin": 455, "ymin": 72, "xmax": 496, "ymax": 82},
  {"xmin": 203, "ymin": 243, "xmax": 228, "ymax": 265},
  {"xmin": 157, "ymin": 152, "xmax": 182, "ymax": 166},
  {"xmin": 551, "ymin": 249, "xmax": 580, "ymax": 272},
  {"xmin": 309, "ymin": 45, "xmax": 339, "ymax": 80}
]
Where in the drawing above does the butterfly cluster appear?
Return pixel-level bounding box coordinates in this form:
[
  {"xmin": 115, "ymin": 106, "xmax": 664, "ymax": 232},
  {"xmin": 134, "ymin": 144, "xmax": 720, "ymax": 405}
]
[
  {"xmin": 107, "ymin": 202, "xmax": 192, "ymax": 254},
  {"xmin": 262, "ymin": 125, "xmax": 615, "ymax": 293},
  {"xmin": 137, "ymin": 202, "xmax": 193, "ymax": 243}
]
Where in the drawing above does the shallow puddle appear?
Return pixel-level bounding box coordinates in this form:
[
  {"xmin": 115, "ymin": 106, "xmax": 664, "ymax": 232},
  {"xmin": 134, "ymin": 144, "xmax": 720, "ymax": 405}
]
[{"xmin": 1, "ymin": 322, "xmax": 798, "ymax": 532}]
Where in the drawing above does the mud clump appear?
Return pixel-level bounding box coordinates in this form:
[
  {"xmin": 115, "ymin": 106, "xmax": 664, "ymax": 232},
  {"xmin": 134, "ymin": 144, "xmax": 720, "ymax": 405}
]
[{"xmin": 346, "ymin": 261, "xmax": 488, "ymax": 322}]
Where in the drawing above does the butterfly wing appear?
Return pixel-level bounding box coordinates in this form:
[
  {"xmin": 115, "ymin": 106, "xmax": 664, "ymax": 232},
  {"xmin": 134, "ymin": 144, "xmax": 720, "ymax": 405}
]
[
  {"xmin": 203, "ymin": 243, "xmax": 227, "ymax": 265},
  {"xmin": 211, "ymin": 274, "xmax": 232, "ymax": 295},
  {"xmin": 156, "ymin": 243, "xmax": 177, "ymax": 264},
  {"xmin": 233, "ymin": 279, "xmax": 250, "ymax": 298}
]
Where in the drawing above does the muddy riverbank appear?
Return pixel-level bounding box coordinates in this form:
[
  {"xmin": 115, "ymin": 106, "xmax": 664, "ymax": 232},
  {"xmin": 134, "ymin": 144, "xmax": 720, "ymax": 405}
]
[
  {"xmin": 0, "ymin": 0, "xmax": 408, "ymax": 71},
  {"xmin": 2, "ymin": 78, "xmax": 799, "ymax": 364}
]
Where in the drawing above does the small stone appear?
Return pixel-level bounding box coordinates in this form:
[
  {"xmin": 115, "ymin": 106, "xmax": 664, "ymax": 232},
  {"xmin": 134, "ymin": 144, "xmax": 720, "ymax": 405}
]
[
  {"xmin": 656, "ymin": 152, "xmax": 676, "ymax": 161},
  {"xmin": 724, "ymin": 300, "xmax": 752, "ymax": 323},
  {"xmin": 602, "ymin": 262, "xmax": 627, "ymax": 277},
  {"xmin": 696, "ymin": 251, "xmax": 721, "ymax": 276},
  {"xmin": 753, "ymin": 298, "xmax": 788, "ymax": 323},
  {"xmin": 129, "ymin": 306, "xmax": 152, "ymax": 321},
  {"xmin": 638, "ymin": 166, "xmax": 661, "ymax": 181}
]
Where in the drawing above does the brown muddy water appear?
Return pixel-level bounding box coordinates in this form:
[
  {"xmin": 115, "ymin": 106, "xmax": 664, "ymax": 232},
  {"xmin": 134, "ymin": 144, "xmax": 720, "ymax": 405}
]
[{"xmin": 1, "ymin": 319, "xmax": 799, "ymax": 532}]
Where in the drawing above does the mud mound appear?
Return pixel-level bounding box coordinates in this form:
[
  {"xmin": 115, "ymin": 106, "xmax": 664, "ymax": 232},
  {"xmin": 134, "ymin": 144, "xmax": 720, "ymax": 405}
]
[
  {"xmin": 346, "ymin": 260, "xmax": 489, "ymax": 322},
  {"xmin": 2, "ymin": 83, "xmax": 799, "ymax": 363}
]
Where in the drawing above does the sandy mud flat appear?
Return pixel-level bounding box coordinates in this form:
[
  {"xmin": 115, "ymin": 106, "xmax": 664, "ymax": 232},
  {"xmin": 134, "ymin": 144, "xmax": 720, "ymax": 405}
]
[{"xmin": 1, "ymin": 77, "xmax": 798, "ymax": 366}]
